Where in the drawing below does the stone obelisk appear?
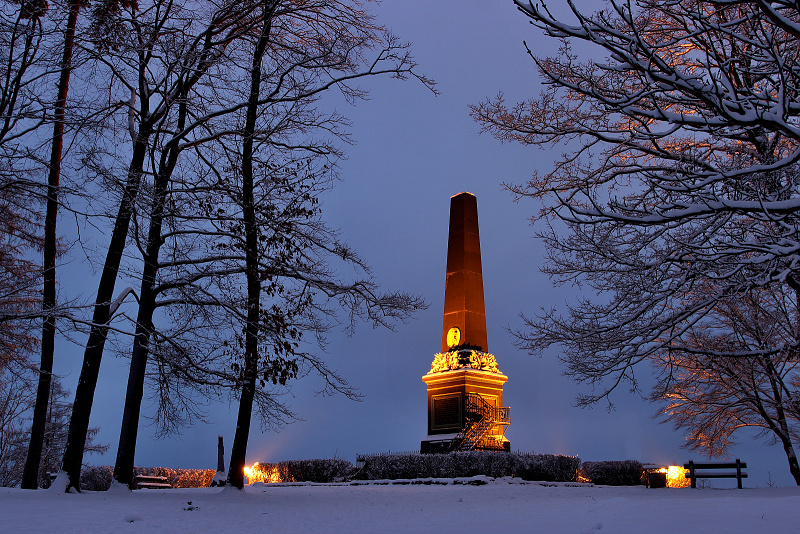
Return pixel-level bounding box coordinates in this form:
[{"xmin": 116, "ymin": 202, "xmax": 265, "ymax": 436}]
[
  {"xmin": 441, "ymin": 192, "xmax": 488, "ymax": 353},
  {"xmin": 421, "ymin": 192, "xmax": 509, "ymax": 454}
]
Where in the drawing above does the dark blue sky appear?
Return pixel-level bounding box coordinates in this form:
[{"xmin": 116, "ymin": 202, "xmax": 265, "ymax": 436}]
[{"xmin": 57, "ymin": 0, "xmax": 795, "ymax": 487}]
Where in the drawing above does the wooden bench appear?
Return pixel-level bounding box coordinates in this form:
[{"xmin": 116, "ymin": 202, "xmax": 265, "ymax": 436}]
[
  {"xmin": 684, "ymin": 459, "xmax": 747, "ymax": 489},
  {"xmin": 134, "ymin": 475, "xmax": 172, "ymax": 490}
]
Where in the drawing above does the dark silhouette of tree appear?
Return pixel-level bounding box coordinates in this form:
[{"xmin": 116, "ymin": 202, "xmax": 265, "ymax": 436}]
[
  {"xmin": 59, "ymin": 0, "xmax": 265, "ymax": 492},
  {"xmin": 108, "ymin": 0, "xmax": 431, "ymax": 490},
  {"xmin": 472, "ymin": 0, "xmax": 800, "ymax": 483},
  {"xmin": 22, "ymin": 0, "xmax": 85, "ymax": 490},
  {"xmin": 652, "ymin": 285, "xmax": 800, "ymax": 484},
  {"xmin": 0, "ymin": 0, "xmax": 70, "ymax": 491},
  {"xmin": 2, "ymin": 372, "xmax": 106, "ymax": 488},
  {"xmin": 0, "ymin": 0, "xmax": 431, "ymax": 494}
]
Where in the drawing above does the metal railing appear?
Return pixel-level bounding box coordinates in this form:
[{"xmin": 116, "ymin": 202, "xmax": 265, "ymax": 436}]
[{"xmin": 452, "ymin": 394, "xmax": 510, "ymax": 451}]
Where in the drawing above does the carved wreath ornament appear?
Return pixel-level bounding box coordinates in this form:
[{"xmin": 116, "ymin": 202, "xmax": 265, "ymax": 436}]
[{"xmin": 429, "ymin": 350, "xmax": 500, "ymax": 374}]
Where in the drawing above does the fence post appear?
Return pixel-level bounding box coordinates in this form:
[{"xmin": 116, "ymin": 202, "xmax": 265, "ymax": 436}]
[
  {"xmin": 735, "ymin": 459, "xmax": 742, "ymax": 489},
  {"xmin": 217, "ymin": 435, "xmax": 225, "ymax": 473}
]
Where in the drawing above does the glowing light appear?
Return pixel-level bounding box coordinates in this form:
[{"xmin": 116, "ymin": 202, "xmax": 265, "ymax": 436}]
[
  {"xmin": 243, "ymin": 462, "xmax": 283, "ymax": 484},
  {"xmin": 665, "ymin": 465, "xmax": 690, "ymax": 488},
  {"xmin": 429, "ymin": 350, "xmax": 500, "ymax": 373}
]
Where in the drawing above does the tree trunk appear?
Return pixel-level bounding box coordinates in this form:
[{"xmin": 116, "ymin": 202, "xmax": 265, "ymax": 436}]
[
  {"xmin": 227, "ymin": 2, "xmax": 275, "ymax": 490},
  {"xmin": 762, "ymin": 357, "xmax": 800, "ymax": 486},
  {"xmin": 61, "ymin": 132, "xmax": 150, "ymax": 492},
  {"xmin": 751, "ymin": 401, "xmax": 800, "ymax": 486},
  {"xmin": 228, "ymin": 360, "xmax": 257, "ymax": 489},
  {"xmin": 22, "ymin": 0, "xmax": 81, "ymax": 490},
  {"xmin": 113, "ymin": 98, "xmax": 186, "ymax": 490},
  {"xmin": 777, "ymin": 429, "xmax": 800, "ymax": 486}
]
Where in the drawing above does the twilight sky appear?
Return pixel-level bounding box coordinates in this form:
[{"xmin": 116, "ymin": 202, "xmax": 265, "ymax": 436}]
[{"xmin": 54, "ymin": 0, "xmax": 795, "ymax": 486}]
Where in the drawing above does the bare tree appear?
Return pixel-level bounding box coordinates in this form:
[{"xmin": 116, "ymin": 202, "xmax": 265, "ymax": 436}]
[
  {"xmin": 212, "ymin": 0, "xmax": 430, "ymax": 491},
  {"xmin": 22, "ymin": 0, "xmax": 85, "ymax": 490},
  {"xmin": 0, "ymin": 369, "xmax": 35, "ymax": 487},
  {"xmin": 0, "ymin": 0, "xmax": 74, "ymax": 490},
  {"xmin": 58, "ymin": 0, "xmax": 267, "ymax": 492},
  {"xmin": 1, "ymin": 372, "xmax": 106, "ymax": 487},
  {"xmin": 0, "ymin": 1, "xmax": 46, "ymax": 363},
  {"xmin": 472, "ymin": 0, "xmax": 800, "ymax": 483},
  {"xmin": 108, "ymin": 0, "xmax": 432, "ymax": 489},
  {"xmin": 652, "ymin": 285, "xmax": 800, "ymax": 484}
]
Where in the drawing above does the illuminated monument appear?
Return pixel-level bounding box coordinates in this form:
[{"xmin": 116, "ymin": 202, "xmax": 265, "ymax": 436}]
[{"xmin": 420, "ymin": 192, "xmax": 510, "ymax": 453}]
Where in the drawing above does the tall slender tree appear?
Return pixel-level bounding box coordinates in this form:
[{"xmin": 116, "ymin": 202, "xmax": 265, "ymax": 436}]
[
  {"xmin": 22, "ymin": 0, "xmax": 82, "ymax": 490},
  {"xmin": 227, "ymin": 0, "xmax": 278, "ymax": 489}
]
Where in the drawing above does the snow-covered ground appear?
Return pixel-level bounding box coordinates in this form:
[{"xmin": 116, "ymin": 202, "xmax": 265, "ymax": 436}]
[{"xmin": 1, "ymin": 477, "xmax": 797, "ymax": 533}]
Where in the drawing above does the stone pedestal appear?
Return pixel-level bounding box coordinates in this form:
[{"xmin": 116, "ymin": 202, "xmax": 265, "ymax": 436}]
[{"xmin": 420, "ymin": 351, "xmax": 510, "ymax": 453}]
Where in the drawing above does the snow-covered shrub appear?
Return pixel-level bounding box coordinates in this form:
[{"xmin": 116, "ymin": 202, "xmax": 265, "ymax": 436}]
[
  {"xmin": 279, "ymin": 458, "xmax": 353, "ymax": 483},
  {"xmin": 80, "ymin": 466, "xmax": 114, "ymax": 490},
  {"xmin": 175, "ymin": 469, "xmax": 216, "ymax": 488},
  {"xmin": 355, "ymin": 453, "xmax": 430, "ymax": 480},
  {"xmin": 580, "ymin": 461, "xmax": 644, "ymax": 486},
  {"xmin": 353, "ymin": 452, "xmax": 580, "ymax": 481},
  {"xmin": 250, "ymin": 461, "xmax": 286, "ymax": 483},
  {"xmin": 514, "ymin": 453, "xmax": 580, "ymax": 482}
]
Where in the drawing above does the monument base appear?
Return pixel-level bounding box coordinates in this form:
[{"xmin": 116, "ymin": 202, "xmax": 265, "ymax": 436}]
[
  {"xmin": 421, "ymin": 366, "xmax": 510, "ymax": 454},
  {"xmin": 420, "ymin": 435, "xmax": 510, "ymax": 454}
]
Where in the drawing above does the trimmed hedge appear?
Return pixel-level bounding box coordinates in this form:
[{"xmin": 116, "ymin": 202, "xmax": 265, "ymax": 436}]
[
  {"xmin": 78, "ymin": 453, "xmax": 620, "ymax": 488},
  {"xmin": 353, "ymin": 452, "xmax": 580, "ymax": 482},
  {"xmin": 249, "ymin": 458, "xmax": 353, "ymax": 483},
  {"xmin": 580, "ymin": 460, "xmax": 644, "ymax": 486},
  {"xmin": 514, "ymin": 453, "xmax": 582, "ymax": 482}
]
